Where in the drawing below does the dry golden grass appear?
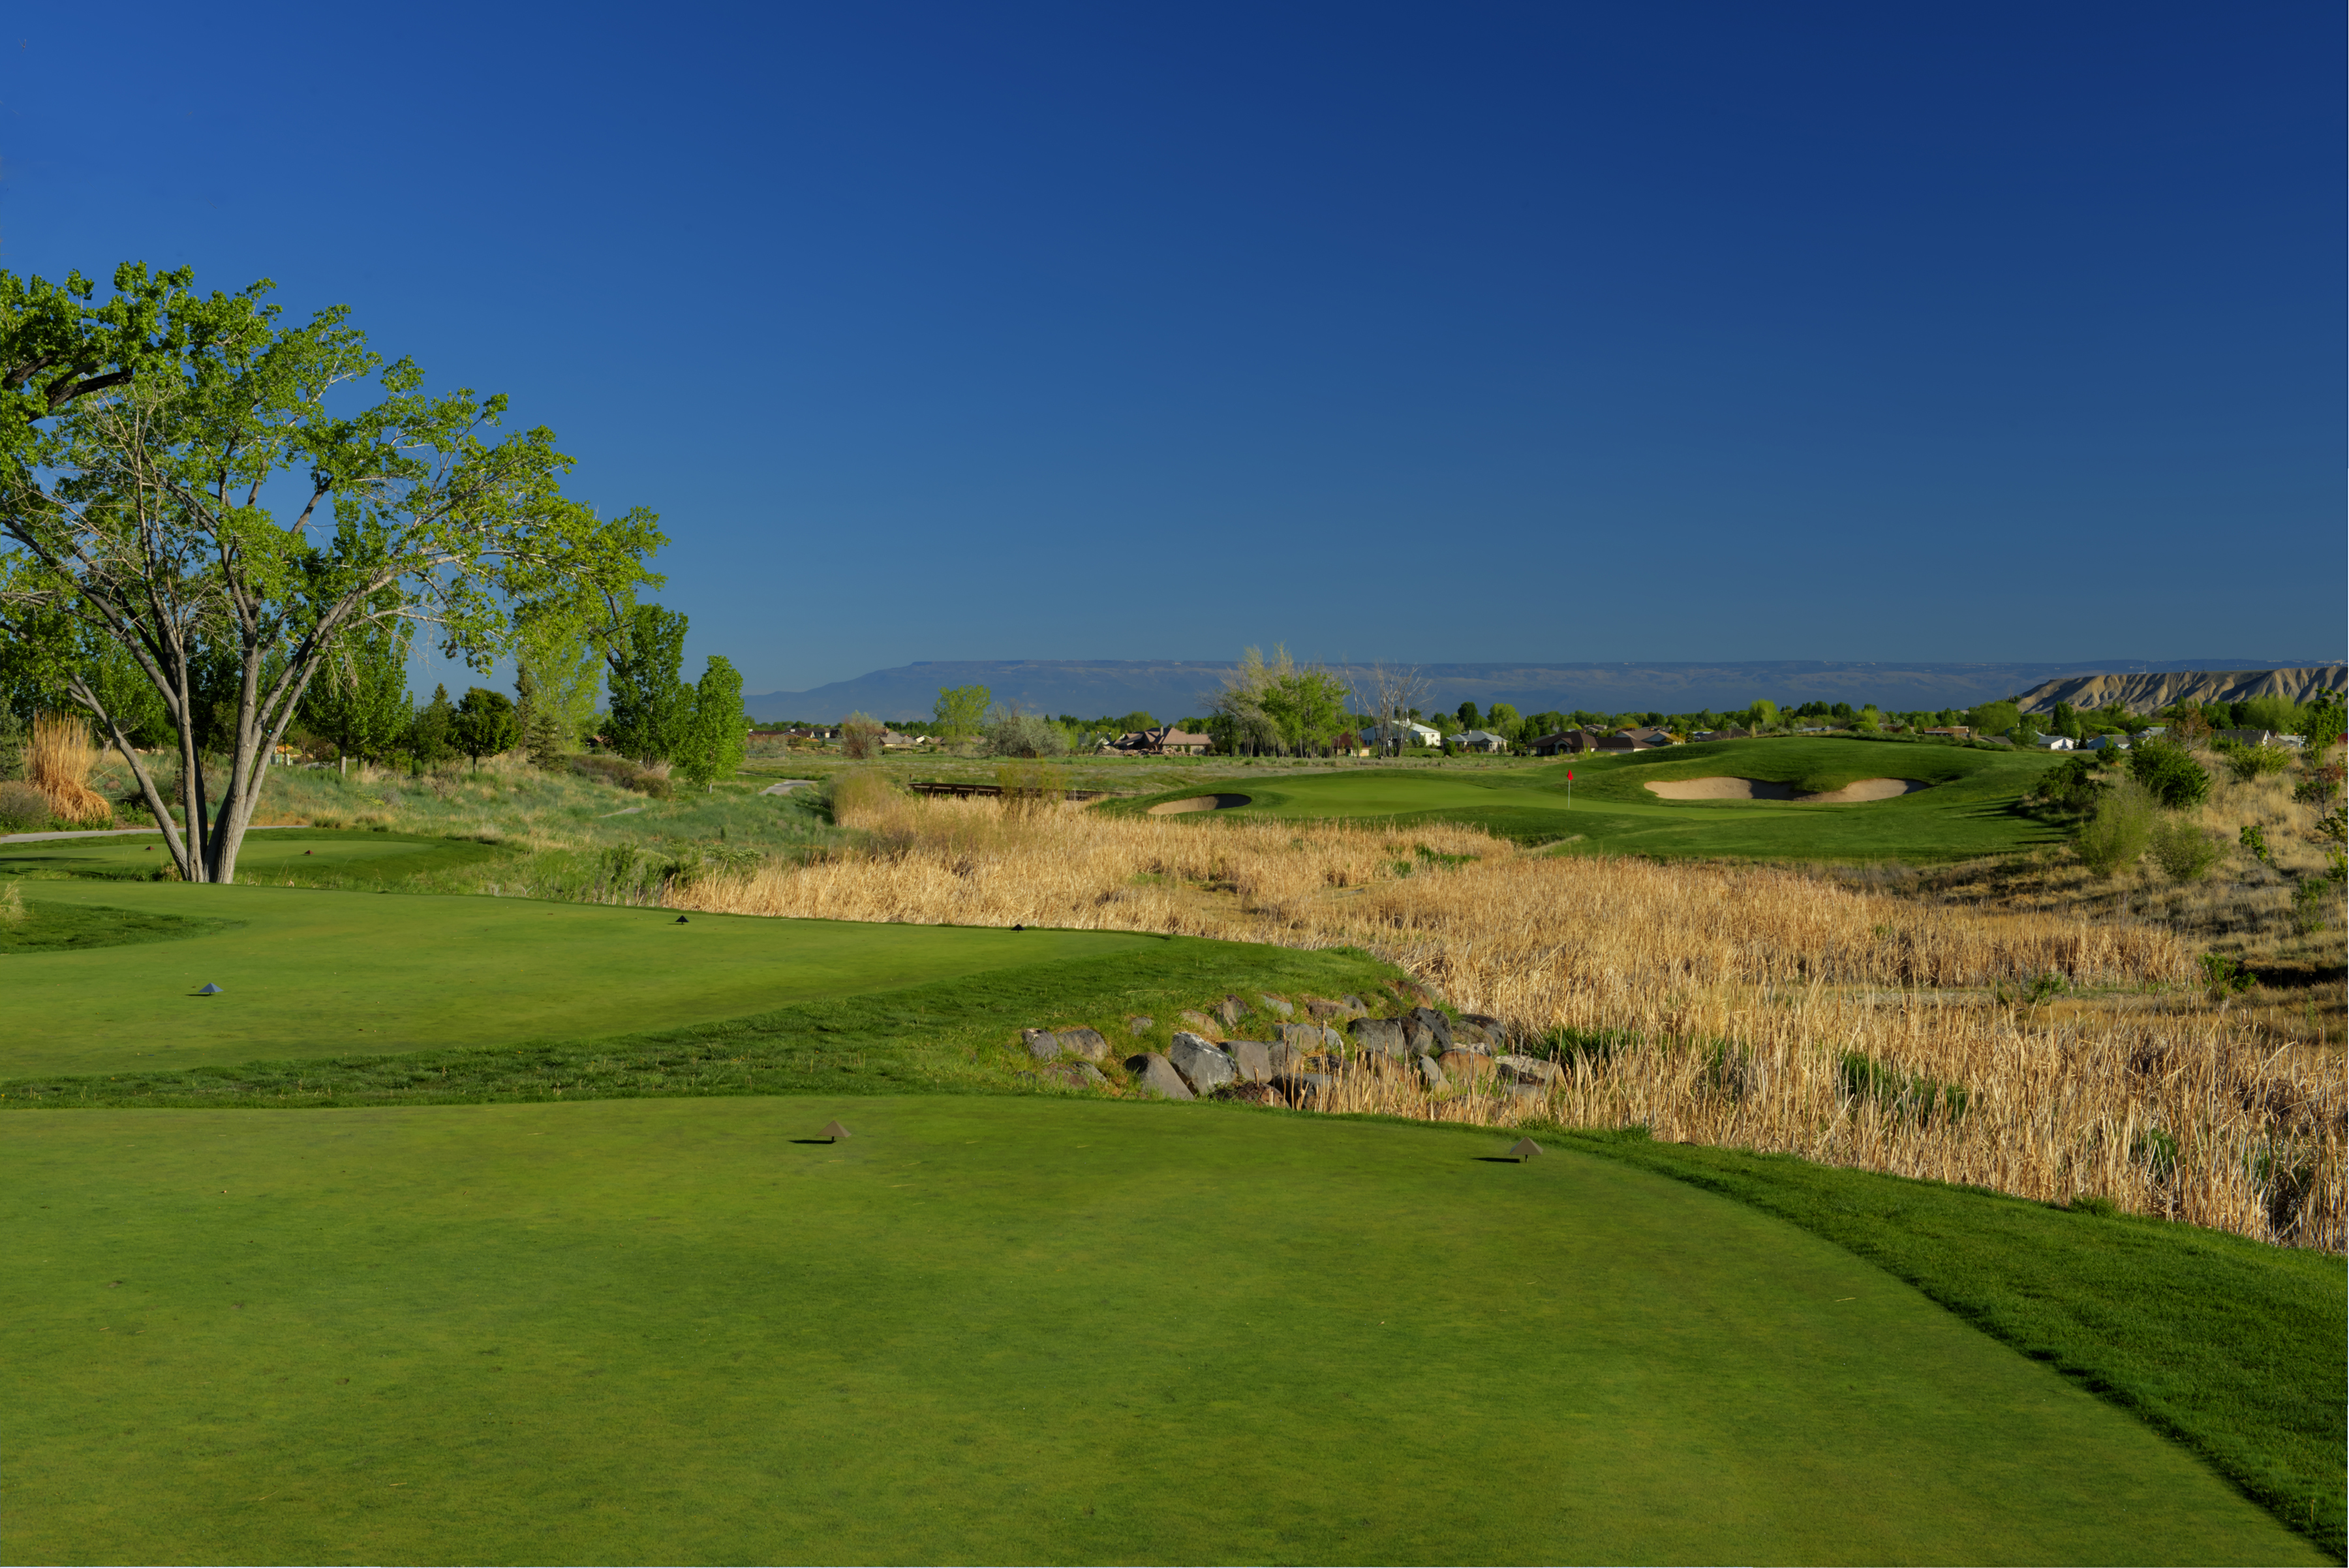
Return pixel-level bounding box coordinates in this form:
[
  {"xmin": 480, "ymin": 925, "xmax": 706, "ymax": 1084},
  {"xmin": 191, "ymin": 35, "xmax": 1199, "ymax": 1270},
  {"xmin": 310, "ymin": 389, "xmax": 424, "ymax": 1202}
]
[
  {"xmin": 675, "ymin": 784, "xmax": 2342, "ymax": 1251},
  {"xmin": 27, "ymin": 714, "xmax": 112, "ymax": 826}
]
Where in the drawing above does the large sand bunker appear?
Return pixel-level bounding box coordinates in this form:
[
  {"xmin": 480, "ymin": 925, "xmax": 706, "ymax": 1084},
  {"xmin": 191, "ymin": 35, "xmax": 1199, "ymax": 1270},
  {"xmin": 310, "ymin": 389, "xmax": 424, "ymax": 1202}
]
[
  {"xmin": 1644, "ymin": 776, "xmax": 1930, "ymax": 804},
  {"xmin": 1147, "ymin": 793, "xmax": 1253, "ymax": 815}
]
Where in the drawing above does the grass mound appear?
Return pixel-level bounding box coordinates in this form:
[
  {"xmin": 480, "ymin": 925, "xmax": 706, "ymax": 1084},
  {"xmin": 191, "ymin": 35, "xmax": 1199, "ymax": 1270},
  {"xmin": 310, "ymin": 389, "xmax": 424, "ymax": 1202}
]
[
  {"xmin": 0, "ymin": 897, "xmax": 238, "ymax": 954},
  {"xmin": 5, "ymin": 1096, "xmax": 2319, "ymax": 1567}
]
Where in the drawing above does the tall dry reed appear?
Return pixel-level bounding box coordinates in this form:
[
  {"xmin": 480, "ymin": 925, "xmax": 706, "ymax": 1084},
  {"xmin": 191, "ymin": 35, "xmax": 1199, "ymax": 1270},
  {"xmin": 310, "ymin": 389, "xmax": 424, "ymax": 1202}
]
[
  {"xmin": 676, "ymin": 790, "xmax": 2342, "ymax": 1250},
  {"xmin": 27, "ymin": 713, "xmax": 112, "ymax": 825}
]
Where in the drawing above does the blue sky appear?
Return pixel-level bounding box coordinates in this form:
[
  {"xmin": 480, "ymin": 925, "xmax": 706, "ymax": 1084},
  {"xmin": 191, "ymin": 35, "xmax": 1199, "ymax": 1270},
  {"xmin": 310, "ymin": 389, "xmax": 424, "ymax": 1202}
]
[{"xmin": 3, "ymin": 1, "xmax": 2339, "ymax": 692}]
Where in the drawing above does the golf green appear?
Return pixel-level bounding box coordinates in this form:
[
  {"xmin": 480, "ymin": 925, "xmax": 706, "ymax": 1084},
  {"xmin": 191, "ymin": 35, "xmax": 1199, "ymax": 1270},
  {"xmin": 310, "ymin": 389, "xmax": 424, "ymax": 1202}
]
[
  {"xmin": 3, "ymin": 1097, "xmax": 2314, "ymax": 1566},
  {"xmin": 0, "ymin": 879, "xmax": 1162, "ymax": 1079},
  {"xmin": 1118, "ymin": 739, "xmax": 2068, "ymax": 861}
]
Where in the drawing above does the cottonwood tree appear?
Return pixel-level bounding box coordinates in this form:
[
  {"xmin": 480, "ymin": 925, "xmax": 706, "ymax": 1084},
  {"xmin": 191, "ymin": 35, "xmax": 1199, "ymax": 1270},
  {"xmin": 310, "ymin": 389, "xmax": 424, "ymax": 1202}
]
[
  {"xmin": 1353, "ymin": 662, "xmax": 1431, "ymax": 756},
  {"xmin": 932, "ymin": 683, "xmax": 989, "ymax": 743},
  {"xmin": 452, "ymin": 686, "xmax": 518, "ymax": 769},
  {"xmin": 675, "ymin": 655, "xmax": 746, "ymax": 787},
  {"xmin": 603, "ymin": 601, "xmax": 692, "ymax": 763},
  {"xmin": 0, "ymin": 264, "xmax": 664, "ymax": 882}
]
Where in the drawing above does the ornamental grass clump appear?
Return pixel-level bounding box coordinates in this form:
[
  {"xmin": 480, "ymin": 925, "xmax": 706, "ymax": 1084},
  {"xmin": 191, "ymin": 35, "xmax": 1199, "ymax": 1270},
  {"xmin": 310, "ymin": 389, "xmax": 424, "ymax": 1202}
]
[{"xmin": 25, "ymin": 714, "xmax": 112, "ymax": 825}]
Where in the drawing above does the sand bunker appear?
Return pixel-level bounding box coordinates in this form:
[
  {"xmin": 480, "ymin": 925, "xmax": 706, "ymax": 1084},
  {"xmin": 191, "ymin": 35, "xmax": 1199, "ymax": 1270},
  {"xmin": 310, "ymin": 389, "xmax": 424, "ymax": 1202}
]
[
  {"xmin": 1147, "ymin": 793, "xmax": 1253, "ymax": 815},
  {"xmin": 1644, "ymin": 777, "xmax": 1929, "ymax": 804}
]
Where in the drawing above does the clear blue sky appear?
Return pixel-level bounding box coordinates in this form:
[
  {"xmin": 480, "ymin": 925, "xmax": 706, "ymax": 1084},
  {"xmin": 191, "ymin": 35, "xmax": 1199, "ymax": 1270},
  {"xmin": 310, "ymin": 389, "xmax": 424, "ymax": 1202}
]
[{"xmin": 3, "ymin": 1, "xmax": 2339, "ymax": 692}]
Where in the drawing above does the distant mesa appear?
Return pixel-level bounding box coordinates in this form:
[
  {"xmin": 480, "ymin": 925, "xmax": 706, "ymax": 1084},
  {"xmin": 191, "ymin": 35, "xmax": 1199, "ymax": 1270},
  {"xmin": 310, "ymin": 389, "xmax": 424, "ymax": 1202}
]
[
  {"xmin": 1148, "ymin": 794, "xmax": 1251, "ymax": 815},
  {"xmin": 742, "ymin": 656, "xmax": 2339, "ymax": 724},
  {"xmin": 2012, "ymin": 666, "xmax": 2345, "ymax": 716},
  {"xmin": 1645, "ymin": 777, "xmax": 1929, "ymax": 803}
]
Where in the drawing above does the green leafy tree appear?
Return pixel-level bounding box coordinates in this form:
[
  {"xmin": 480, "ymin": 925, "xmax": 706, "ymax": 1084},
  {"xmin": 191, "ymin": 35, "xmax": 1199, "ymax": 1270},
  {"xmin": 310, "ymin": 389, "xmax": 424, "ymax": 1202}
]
[
  {"xmin": 2129, "ymin": 741, "xmax": 2211, "ymax": 809},
  {"xmin": 1748, "ymin": 699, "xmax": 1779, "ymax": 731},
  {"xmin": 1456, "ymin": 700, "xmax": 1481, "ymax": 730},
  {"xmin": 410, "ymin": 684, "xmax": 455, "ymax": 769},
  {"xmin": 932, "ymin": 683, "xmax": 990, "ymax": 743},
  {"xmin": 0, "ymin": 263, "xmax": 663, "ymax": 882},
  {"xmin": 1968, "ymin": 699, "xmax": 2021, "ymax": 738},
  {"xmin": 298, "ymin": 598, "xmax": 410, "ymax": 773},
  {"xmin": 513, "ymin": 610, "xmax": 602, "ymax": 764},
  {"xmin": 2296, "ymin": 696, "xmax": 2345, "ymax": 752},
  {"xmin": 2074, "ymin": 782, "xmax": 2155, "ymax": 876},
  {"xmin": 604, "ymin": 602, "xmax": 692, "ymax": 763},
  {"xmin": 676, "ymin": 656, "xmax": 747, "ymax": 788},
  {"xmin": 452, "ymin": 686, "xmax": 517, "ymax": 769}
]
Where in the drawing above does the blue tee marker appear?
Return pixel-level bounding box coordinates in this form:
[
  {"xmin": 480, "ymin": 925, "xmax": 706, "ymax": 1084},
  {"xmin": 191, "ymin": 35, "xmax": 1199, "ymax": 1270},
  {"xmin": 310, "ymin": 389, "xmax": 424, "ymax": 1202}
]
[{"xmin": 194, "ymin": 983, "xmax": 223, "ymax": 996}]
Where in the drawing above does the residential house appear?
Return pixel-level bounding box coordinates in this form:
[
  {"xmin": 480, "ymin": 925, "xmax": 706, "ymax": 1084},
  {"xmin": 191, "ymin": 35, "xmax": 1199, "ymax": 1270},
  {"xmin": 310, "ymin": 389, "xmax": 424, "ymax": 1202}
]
[
  {"xmin": 2031, "ymin": 733, "xmax": 2076, "ymax": 750},
  {"xmin": 2081, "ymin": 734, "xmax": 2130, "ymax": 752},
  {"xmin": 1111, "ymin": 726, "xmax": 1212, "ymax": 756},
  {"xmin": 1532, "ymin": 729, "xmax": 1603, "ymax": 756},
  {"xmin": 1598, "ymin": 729, "xmax": 1668, "ymax": 753},
  {"xmin": 2216, "ymin": 729, "xmax": 2283, "ymax": 749},
  {"xmin": 1921, "ymin": 726, "xmax": 1971, "ymax": 739},
  {"xmin": 1451, "ymin": 730, "xmax": 1511, "ymax": 753},
  {"xmin": 1364, "ymin": 720, "xmax": 1442, "ymax": 750}
]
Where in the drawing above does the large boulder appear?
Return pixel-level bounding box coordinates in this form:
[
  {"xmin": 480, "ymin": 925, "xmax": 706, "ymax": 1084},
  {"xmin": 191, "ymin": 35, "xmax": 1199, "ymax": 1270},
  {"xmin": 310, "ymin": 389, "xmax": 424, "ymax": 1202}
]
[
  {"xmin": 1055, "ymin": 1027, "xmax": 1110, "ymax": 1062},
  {"xmin": 1496, "ymin": 1054, "xmax": 1562, "ymax": 1085},
  {"xmin": 1214, "ymin": 995, "xmax": 1248, "ymax": 1028},
  {"xmin": 1178, "ymin": 1009, "xmax": 1220, "ymax": 1036},
  {"xmin": 1449, "ymin": 1020, "xmax": 1496, "ymax": 1048},
  {"xmin": 1303, "ymin": 994, "xmax": 1368, "ymax": 1022},
  {"xmin": 1417, "ymin": 1055, "xmax": 1447, "ymax": 1090},
  {"xmin": 1265, "ymin": 1039, "xmax": 1308, "ymax": 1078},
  {"xmin": 1404, "ymin": 1007, "xmax": 1453, "ymax": 1054},
  {"xmin": 1168, "ymin": 1032, "xmax": 1238, "ymax": 1094},
  {"xmin": 1126, "ymin": 1015, "xmax": 1156, "ymax": 1035},
  {"xmin": 1273, "ymin": 1071, "xmax": 1334, "ymax": 1103},
  {"xmin": 1212, "ymin": 1081, "xmax": 1285, "ymax": 1106},
  {"xmin": 1125, "ymin": 1053, "xmax": 1195, "ymax": 1099},
  {"xmin": 1439, "ymin": 1049, "xmax": 1497, "ymax": 1080},
  {"xmin": 1257, "ymin": 994, "xmax": 1295, "ymax": 1016},
  {"xmin": 1226, "ymin": 1039, "xmax": 1276, "ymax": 1084},
  {"xmin": 1021, "ymin": 1028, "xmax": 1060, "ymax": 1060},
  {"xmin": 1349, "ymin": 1017, "xmax": 1408, "ymax": 1058},
  {"xmin": 1280, "ymin": 1021, "xmax": 1341, "ymax": 1054}
]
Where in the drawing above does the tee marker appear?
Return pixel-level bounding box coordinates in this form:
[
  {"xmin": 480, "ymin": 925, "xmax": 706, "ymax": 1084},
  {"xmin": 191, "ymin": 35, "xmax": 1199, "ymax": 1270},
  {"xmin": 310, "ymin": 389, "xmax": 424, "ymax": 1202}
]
[
  {"xmin": 1509, "ymin": 1137, "xmax": 1542, "ymax": 1161},
  {"xmin": 821, "ymin": 1120, "xmax": 852, "ymax": 1142},
  {"xmin": 195, "ymin": 983, "xmax": 224, "ymax": 996}
]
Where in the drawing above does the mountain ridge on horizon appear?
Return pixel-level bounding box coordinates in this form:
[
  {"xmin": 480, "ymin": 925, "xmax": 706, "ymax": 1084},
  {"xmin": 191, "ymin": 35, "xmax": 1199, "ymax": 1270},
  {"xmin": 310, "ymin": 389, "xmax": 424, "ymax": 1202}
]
[{"xmin": 743, "ymin": 656, "xmax": 2342, "ymax": 723}]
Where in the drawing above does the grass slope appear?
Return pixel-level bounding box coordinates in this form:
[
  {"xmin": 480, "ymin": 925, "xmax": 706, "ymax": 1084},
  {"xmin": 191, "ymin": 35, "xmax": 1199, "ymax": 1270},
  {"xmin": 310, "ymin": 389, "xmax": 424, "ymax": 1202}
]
[
  {"xmin": 0, "ymin": 828, "xmax": 508, "ymax": 887},
  {"xmin": 0, "ymin": 878, "xmax": 1173, "ymax": 1079},
  {"xmin": 5, "ymin": 1096, "xmax": 2318, "ymax": 1567},
  {"xmin": 1112, "ymin": 739, "xmax": 2066, "ymax": 861},
  {"xmin": 1558, "ymin": 1130, "xmax": 2348, "ymax": 1560},
  {"xmin": 0, "ymin": 938, "xmax": 1403, "ymax": 1109}
]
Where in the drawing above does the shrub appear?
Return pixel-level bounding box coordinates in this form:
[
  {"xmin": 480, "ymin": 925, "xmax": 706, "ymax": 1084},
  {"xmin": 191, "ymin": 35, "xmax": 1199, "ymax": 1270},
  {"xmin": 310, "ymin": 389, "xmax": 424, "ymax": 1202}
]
[
  {"xmin": 2073, "ymin": 782, "xmax": 2155, "ymax": 876},
  {"xmin": 840, "ymin": 712, "xmax": 885, "ymax": 761},
  {"xmin": 2036, "ymin": 754, "xmax": 2106, "ymax": 814},
  {"xmin": 2128, "ymin": 741, "xmax": 2210, "ymax": 808},
  {"xmin": 2290, "ymin": 876, "xmax": 2335, "ymax": 936},
  {"xmin": 2148, "ymin": 815, "xmax": 2223, "ymax": 882},
  {"xmin": 568, "ymin": 753, "xmax": 672, "ymax": 798},
  {"xmin": 2293, "ymin": 758, "xmax": 2344, "ymax": 806},
  {"xmin": 0, "ymin": 779, "xmax": 53, "ymax": 832},
  {"xmin": 2226, "ymin": 744, "xmax": 2291, "ymax": 782},
  {"xmin": 821, "ymin": 769, "xmax": 902, "ymax": 825},
  {"xmin": 2239, "ymin": 823, "xmax": 2272, "ymax": 865},
  {"xmin": 984, "ymin": 711, "xmax": 1067, "ymax": 759}
]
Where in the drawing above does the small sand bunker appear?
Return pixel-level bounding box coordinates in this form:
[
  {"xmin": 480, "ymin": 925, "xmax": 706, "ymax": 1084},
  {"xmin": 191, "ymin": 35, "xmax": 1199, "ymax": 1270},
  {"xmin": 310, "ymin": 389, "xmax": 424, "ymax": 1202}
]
[
  {"xmin": 1644, "ymin": 777, "xmax": 1929, "ymax": 804},
  {"xmin": 1147, "ymin": 793, "xmax": 1253, "ymax": 815}
]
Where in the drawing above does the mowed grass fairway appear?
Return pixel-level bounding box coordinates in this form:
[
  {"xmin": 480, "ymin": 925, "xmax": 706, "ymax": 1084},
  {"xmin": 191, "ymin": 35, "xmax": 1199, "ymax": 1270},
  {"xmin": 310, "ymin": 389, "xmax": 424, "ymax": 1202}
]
[
  {"xmin": 1118, "ymin": 739, "xmax": 2067, "ymax": 861},
  {"xmin": 0, "ymin": 879, "xmax": 1163, "ymax": 1079},
  {"xmin": 7, "ymin": 1097, "xmax": 2320, "ymax": 1568}
]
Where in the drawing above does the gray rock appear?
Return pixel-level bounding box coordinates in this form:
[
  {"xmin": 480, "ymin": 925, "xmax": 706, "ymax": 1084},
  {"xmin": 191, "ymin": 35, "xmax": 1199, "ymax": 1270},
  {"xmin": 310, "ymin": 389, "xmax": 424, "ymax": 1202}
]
[
  {"xmin": 1227, "ymin": 1040, "xmax": 1276, "ymax": 1084},
  {"xmin": 1280, "ymin": 1021, "xmax": 1336, "ymax": 1054},
  {"xmin": 1449, "ymin": 1020, "xmax": 1495, "ymax": 1048},
  {"xmin": 1127, "ymin": 1015, "xmax": 1155, "ymax": 1035},
  {"xmin": 1212, "ymin": 1081, "xmax": 1285, "ymax": 1106},
  {"xmin": 1349, "ymin": 1017, "xmax": 1407, "ymax": 1057},
  {"xmin": 1178, "ymin": 1009, "xmax": 1220, "ymax": 1034},
  {"xmin": 1168, "ymin": 1032, "xmax": 1238, "ymax": 1093},
  {"xmin": 1056, "ymin": 1027, "xmax": 1110, "ymax": 1062},
  {"xmin": 1507, "ymin": 1081, "xmax": 1547, "ymax": 1101},
  {"xmin": 1404, "ymin": 1006, "xmax": 1454, "ymax": 1054},
  {"xmin": 1127, "ymin": 1053, "xmax": 1195, "ymax": 1099},
  {"xmin": 1264, "ymin": 1039, "xmax": 1307, "ymax": 1077},
  {"xmin": 1438, "ymin": 1049, "xmax": 1496, "ymax": 1080},
  {"xmin": 1417, "ymin": 1055, "xmax": 1447, "ymax": 1090},
  {"xmin": 1258, "ymin": 994, "xmax": 1295, "ymax": 1016},
  {"xmin": 1214, "ymin": 994, "xmax": 1248, "ymax": 1028},
  {"xmin": 1496, "ymin": 1053, "xmax": 1562, "ymax": 1085},
  {"xmin": 1021, "ymin": 1028, "xmax": 1060, "ymax": 1060},
  {"xmin": 1462, "ymin": 1012, "xmax": 1506, "ymax": 1036},
  {"xmin": 1342, "ymin": 994, "xmax": 1372, "ymax": 1014}
]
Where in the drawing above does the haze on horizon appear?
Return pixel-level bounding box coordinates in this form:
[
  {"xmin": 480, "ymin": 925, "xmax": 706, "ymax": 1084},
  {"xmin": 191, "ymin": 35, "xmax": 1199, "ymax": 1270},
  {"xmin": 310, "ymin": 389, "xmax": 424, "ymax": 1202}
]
[{"xmin": 4, "ymin": 1, "xmax": 2338, "ymax": 695}]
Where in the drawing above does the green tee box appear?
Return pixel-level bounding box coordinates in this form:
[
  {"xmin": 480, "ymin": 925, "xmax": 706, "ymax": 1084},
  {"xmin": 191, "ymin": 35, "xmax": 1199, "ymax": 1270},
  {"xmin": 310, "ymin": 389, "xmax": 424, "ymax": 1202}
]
[
  {"xmin": 1, "ymin": 1097, "xmax": 2317, "ymax": 1567},
  {"xmin": 0, "ymin": 878, "xmax": 1164, "ymax": 1079}
]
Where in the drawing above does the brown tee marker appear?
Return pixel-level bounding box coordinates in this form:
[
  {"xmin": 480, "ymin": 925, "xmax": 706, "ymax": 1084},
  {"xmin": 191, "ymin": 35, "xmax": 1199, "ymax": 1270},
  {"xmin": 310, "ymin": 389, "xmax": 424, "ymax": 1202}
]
[
  {"xmin": 1509, "ymin": 1137, "xmax": 1543, "ymax": 1161},
  {"xmin": 821, "ymin": 1121, "xmax": 852, "ymax": 1142}
]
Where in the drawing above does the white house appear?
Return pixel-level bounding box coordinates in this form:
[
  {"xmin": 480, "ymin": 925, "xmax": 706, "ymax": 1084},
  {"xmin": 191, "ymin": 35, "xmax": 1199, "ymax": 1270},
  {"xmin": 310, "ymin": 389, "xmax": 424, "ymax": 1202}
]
[
  {"xmin": 1451, "ymin": 729, "xmax": 1510, "ymax": 752},
  {"xmin": 2031, "ymin": 734, "xmax": 2076, "ymax": 750},
  {"xmin": 1365, "ymin": 720, "xmax": 1442, "ymax": 749}
]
